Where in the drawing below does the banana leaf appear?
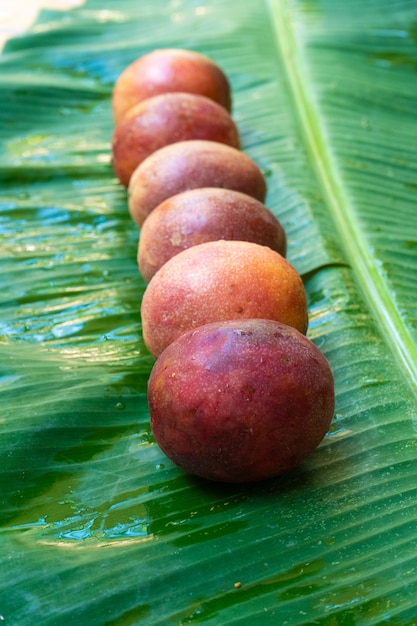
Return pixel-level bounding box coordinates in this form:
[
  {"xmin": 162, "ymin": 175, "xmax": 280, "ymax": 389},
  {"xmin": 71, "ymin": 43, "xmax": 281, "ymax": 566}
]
[{"xmin": 1, "ymin": 0, "xmax": 417, "ymax": 623}]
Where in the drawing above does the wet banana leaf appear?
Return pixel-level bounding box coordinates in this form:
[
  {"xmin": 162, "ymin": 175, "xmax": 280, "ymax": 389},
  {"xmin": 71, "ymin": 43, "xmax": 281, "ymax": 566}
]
[{"xmin": 1, "ymin": 0, "xmax": 417, "ymax": 624}]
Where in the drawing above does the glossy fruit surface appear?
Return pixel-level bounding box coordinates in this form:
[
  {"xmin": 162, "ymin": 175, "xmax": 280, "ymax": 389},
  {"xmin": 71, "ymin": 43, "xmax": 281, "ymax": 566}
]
[
  {"xmin": 137, "ymin": 187, "xmax": 286, "ymax": 281},
  {"xmin": 141, "ymin": 240, "xmax": 308, "ymax": 357},
  {"xmin": 128, "ymin": 140, "xmax": 266, "ymax": 225},
  {"xmin": 112, "ymin": 93, "xmax": 240, "ymax": 187},
  {"xmin": 148, "ymin": 318, "xmax": 335, "ymax": 482},
  {"xmin": 112, "ymin": 47, "xmax": 232, "ymax": 123}
]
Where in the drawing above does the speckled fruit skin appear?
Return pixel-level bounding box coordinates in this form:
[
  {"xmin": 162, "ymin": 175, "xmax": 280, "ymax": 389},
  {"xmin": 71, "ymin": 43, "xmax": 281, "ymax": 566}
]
[
  {"xmin": 141, "ymin": 240, "xmax": 308, "ymax": 358},
  {"xmin": 112, "ymin": 48, "xmax": 232, "ymax": 123},
  {"xmin": 148, "ymin": 319, "xmax": 335, "ymax": 483},
  {"xmin": 138, "ymin": 188, "xmax": 287, "ymax": 282},
  {"xmin": 128, "ymin": 140, "xmax": 266, "ymax": 226},
  {"xmin": 112, "ymin": 93, "xmax": 240, "ymax": 187}
]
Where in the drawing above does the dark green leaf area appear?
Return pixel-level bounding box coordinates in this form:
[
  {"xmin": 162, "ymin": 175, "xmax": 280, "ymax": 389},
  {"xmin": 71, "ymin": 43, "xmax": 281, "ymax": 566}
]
[{"xmin": 1, "ymin": 0, "xmax": 417, "ymax": 625}]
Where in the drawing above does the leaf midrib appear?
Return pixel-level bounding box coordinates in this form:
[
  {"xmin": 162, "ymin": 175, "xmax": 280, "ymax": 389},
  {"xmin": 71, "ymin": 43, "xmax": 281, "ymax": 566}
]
[{"xmin": 268, "ymin": 0, "xmax": 417, "ymax": 397}]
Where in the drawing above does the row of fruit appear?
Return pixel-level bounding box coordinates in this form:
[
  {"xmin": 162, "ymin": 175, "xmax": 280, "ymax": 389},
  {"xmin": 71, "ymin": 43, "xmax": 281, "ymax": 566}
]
[{"xmin": 110, "ymin": 48, "xmax": 335, "ymax": 483}]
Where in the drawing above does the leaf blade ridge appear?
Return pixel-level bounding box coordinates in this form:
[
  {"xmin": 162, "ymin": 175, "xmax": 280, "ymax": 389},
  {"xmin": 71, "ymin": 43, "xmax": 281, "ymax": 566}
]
[{"xmin": 268, "ymin": 0, "xmax": 417, "ymax": 395}]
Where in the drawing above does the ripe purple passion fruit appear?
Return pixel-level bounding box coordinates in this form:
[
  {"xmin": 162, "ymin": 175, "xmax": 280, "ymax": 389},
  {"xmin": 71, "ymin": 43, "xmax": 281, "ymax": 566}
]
[
  {"xmin": 112, "ymin": 92, "xmax": 239, "ymax": 187},
  {"xmin": 112, "ymin": 48, "xmax": 232, "ymax": 123},
  {"xmin": 148, "ymin": 319, "xmax": 335, "ymax": 483},
  {"xmin": 137, "ymin": 187, "xmax": 287, "ymax": 282},
  {"xmin": 141, "ymin": 239, "xmax": 308, "ymax": 358},
  {"xmin": 128, "ymin": 140, "xmax": 267, "ymax": 227}
]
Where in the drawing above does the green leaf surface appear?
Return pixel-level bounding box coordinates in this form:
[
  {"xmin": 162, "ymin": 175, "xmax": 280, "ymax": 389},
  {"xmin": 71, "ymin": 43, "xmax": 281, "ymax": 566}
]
[{"xmin": 1, "ymin": 1, "xmax": 417, "ymax": 624}]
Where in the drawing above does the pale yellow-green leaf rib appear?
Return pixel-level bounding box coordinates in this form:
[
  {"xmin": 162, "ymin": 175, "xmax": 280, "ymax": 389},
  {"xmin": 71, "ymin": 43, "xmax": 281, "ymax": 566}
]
[{"xmin": 268, "ymin": 0, "xmax": 417, "ymax": 395}]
